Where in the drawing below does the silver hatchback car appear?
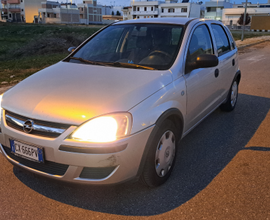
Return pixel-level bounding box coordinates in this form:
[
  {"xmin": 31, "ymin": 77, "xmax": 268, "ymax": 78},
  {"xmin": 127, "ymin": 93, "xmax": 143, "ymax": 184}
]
[{"xmin": 0, "ymin": 18, "xmax": 240, "ymax": 187}]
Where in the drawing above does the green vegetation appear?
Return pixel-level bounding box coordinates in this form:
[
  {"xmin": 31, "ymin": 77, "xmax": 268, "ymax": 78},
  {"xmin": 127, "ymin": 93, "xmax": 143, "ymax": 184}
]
[
  {"xmin": 231, "ymin": 30, "xmax": 270, "ymax": 41},
  {"xmin": 1, "ymin": 22, "xmax": 270, "ymax": 85},
  {"xmin": 0, "ymin": 22, "xmax": 103, "ymax": 84}
]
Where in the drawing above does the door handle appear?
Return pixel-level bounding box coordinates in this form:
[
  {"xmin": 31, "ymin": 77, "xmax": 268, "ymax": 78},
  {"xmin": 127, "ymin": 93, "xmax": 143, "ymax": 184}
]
[{"xmin": 215, "ymin": 69, "xmax": 219, "ymax": 78}]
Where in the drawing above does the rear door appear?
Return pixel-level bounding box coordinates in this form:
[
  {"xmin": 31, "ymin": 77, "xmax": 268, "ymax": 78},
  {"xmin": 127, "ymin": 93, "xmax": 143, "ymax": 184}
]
[{"xmin": 210, "ymin": 24, "xmax": 238, "ymax": 101}]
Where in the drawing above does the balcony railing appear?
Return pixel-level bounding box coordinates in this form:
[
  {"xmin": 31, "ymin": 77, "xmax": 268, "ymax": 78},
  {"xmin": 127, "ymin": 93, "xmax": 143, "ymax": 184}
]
[
  {"xmin": 160, "ymin": 12, "xmax": 188, "ymax": 17},
  {"xmin": 9, "ymin": 8, "xmax": 21, "ymax": 12},
  {"xmin": 7, "ymin": 0, "xmax": 20, "ymax": 4},
  {"xmin": 1, "ymin": 8, "xmax": 8, "ymax": 13},
  {"xmin": 131, "ymin": 11, "xmax": 158, "ymax": 15},
  {"xmin": 1, "ymin": 0, "xmax": 7, "ymax": 4}
]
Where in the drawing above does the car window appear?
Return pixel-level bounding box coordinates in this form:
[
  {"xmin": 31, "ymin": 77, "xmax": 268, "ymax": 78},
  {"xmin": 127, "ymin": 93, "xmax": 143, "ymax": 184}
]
[
  {"xmin": 211, "ymin": 24, "xmax": 231, "ymax": 56},
  {"xmin": 186, "ymin": 24, "xmax": 214, "ymax": 65},
  {"xmin": 70, "ymin": 24, "xmax": 184, "ymax": 70}
]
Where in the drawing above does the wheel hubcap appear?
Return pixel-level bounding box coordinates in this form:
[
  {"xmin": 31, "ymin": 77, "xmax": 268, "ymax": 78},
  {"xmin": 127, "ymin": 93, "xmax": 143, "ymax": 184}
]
[
  {"xmin": 155, "ymin": 130, "xmax": 176, "ymax": 177},
  {"xmin": 231, "ymin": 81, "xmax": 238, "ymax": 107}
]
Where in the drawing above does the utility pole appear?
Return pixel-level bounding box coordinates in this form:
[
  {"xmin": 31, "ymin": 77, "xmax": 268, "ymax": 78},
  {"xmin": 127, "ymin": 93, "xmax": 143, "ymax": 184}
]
[{"xmin": 241, "ymin": 0, "xmax": 248, "ymax": 41}]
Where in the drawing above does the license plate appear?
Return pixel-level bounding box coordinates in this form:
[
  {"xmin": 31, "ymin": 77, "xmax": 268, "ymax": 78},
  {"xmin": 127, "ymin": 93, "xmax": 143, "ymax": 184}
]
[{"xmin": 10, "ymin": 140, "xmax": 44, "ymax": 163}]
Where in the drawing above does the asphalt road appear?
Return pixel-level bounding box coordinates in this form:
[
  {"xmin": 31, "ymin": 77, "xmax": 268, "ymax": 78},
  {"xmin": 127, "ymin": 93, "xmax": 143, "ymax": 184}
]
[{"xmin": 0, "ymin": 41, "xmax": 270, "ymax": 220}]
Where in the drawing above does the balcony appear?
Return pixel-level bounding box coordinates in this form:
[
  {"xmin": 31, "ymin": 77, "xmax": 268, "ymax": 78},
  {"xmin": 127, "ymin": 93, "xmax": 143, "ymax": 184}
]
[
  {"xmin": 131, "ymin": 10, "xmax": 159, "ymax": 16},
  {"xmin": 160, "ymin": 12, "xmax": 188, "ymax": 17},
  {"xmin": 1, "ymin": 8, "xmax": 8, "ymax": 13},
  {"xmin": 7, "ymin": 0, "xmax": 20, "ymax": 4},
  {"xmin": 1, "ymin": 0, "xmax": 7, "ymax": 4},
  {"xmin": 9, "ymin": 8, "xmax": 21, "ymax": 12}
]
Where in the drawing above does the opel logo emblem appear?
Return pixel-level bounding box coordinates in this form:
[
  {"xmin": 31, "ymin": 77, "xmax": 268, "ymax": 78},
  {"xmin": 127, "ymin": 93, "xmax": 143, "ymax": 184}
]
[{"xmin": 23, "ymin": 120, "xmax": 34, "ymax": 133}]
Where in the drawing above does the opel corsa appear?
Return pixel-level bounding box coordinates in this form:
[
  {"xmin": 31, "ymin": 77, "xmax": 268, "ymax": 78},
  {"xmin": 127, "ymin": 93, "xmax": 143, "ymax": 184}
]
[{"xmin": 0, "ymin": 18, "xmax": 241, "ymax": 187}]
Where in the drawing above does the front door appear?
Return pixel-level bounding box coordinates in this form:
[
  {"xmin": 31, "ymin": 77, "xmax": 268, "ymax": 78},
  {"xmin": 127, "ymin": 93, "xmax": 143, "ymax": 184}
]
[{"xmin": 184, "ymin": 24, "xmax": 220, "ymax": 132}]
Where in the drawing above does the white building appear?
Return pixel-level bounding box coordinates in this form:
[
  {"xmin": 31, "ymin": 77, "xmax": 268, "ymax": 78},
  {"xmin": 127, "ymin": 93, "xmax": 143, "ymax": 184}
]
[
  {"xmin": 204, "ymin": 0, "xmax": 232, "ymax": 21},
  {"xmin": 159, "ymin": 0, "xmax": 200, "ymax": 18},
  {"xmin": 37, "ymin": 1, "xmax": 80, "ymax": 24},
  {"xmin": 77, "ymin": 0, "xmax": 102, "ymax": 24},
  {"xmin": 1, "ymin": 0, "xmax": 43, "ymax": 22},
  {"xmin": 122, "ymin": 6, "xmax": 132, "ymax": 20},
  {"xmin": 222, "ymin": 2, "xmax": 270, "ymax": 26},
  {"xmin": 102, "ymin": 5, "xmax": 112, "ymax": 15},
  {"xmin": 130, "ymin": 0, "xmax": 201, "ymax": 19}
]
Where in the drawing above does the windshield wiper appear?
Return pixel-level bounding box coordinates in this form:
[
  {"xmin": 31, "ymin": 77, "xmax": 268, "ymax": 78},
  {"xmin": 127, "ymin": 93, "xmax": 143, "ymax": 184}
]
[
  {"xmin": 69, "ymin": 57, "xmax": 110, "ymax": 66},
  {"xmin": 69, "ymin": 57, "xmax": 156, "ymax": 70},
  {"xmin": 110, "ymin": 62, "xmax": 156, "ymax": 70}
]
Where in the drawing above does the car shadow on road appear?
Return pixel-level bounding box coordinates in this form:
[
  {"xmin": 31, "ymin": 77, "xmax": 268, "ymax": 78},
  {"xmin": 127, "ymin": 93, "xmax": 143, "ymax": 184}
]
[{"xmin": 13, "ymin": 93, "xmax": 270, "ymax": 216}]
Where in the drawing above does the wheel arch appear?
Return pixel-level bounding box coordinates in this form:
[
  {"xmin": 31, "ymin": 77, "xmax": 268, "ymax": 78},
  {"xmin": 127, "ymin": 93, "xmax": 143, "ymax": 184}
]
[
  {"xmin": 235, "ymin": 69, "xmax": 241, "ymax": 84},
  {"xmin": 135, "ymin": 108, "xmax": 184, "ymax": 180}
]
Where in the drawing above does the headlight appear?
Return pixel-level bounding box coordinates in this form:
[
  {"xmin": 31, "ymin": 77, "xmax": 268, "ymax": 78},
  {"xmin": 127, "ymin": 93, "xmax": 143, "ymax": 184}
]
[
  {"xmin": 70, "ymin": 113, "xmax": 132, "ymax": 142},
  {"xmin": 0, "ymin": 94, "xmax": 3, "ymax": 124}
]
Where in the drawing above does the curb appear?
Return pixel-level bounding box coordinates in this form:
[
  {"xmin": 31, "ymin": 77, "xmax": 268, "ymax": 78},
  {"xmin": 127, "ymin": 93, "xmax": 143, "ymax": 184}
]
[{"xmin": 237, "ymin": 39, "xmax": 270, "ymax": 49}]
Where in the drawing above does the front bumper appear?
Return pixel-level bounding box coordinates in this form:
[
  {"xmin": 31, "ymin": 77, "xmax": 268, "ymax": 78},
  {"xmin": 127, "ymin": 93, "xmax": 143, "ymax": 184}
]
[{"xmin": 0, "ymin": 113, "xmax": 154, "ymax": 185}]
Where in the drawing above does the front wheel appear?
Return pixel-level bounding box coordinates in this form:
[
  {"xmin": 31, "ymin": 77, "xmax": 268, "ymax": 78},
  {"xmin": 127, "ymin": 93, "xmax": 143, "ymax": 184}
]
[
  {"xmin": 140, "ymin": 120, "xmax": 179, "ymax": 187},
  {"xmin": 220, "ymin": 80, "xmax": 238, "ymax": 112}
]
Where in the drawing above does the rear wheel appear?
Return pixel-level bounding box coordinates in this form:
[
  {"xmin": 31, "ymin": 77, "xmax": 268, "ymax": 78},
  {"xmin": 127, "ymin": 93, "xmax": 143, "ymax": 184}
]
[
  {"xmin": 220, "ymin": 79, "xmax": 238, "ymax": 112},
  {"xmin": 141, "ymin": 119, "xmax": 178, "ymax": 187}
]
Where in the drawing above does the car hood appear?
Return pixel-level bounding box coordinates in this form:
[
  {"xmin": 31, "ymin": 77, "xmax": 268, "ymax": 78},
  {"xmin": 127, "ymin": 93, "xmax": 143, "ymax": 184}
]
[{"xmin": 2, "ymin": 62, "xmax": 172, "ymax": 125}]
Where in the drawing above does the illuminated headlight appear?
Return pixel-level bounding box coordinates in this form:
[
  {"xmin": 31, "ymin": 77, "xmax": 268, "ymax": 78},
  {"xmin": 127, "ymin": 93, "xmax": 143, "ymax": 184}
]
[
  {"xmin": 70, "ymin": 113, "xmax": 132, "ymax": 142},
  {"xmin": 0, "ymin": 94, "xmax": 3, "ymax": 124}
]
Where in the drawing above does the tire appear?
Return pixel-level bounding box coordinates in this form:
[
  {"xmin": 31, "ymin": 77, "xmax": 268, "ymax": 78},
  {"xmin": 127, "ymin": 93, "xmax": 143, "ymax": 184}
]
[
  {"xmin": 220, "ymin": 79, "xmax": 238, "ymax": 112},
  {"xmin": 140, "ymin": 119, "xmax": 179, "ymax": 187}
]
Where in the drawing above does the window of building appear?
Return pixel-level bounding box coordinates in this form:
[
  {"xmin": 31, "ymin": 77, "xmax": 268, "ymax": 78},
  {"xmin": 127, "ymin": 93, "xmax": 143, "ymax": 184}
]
[
  {"xmin": 21, "ymin": 9, "xmax": 24, "ymax": 11},
  {"xmin": 168, "ymin": 8, "xmax": 175, "ymax": 13},
  {"xmin": 151, "ymin": 6, "xmax": 153, "ymax": 11},
  {"xmin": 137, "ymin": 7, "xmax": 139, "ymax": 11},
  {"xmin": 21, "ymin": 0, "xmax": 23, "ymax": 2},
  {"xmin": 181, "ymin": 8, "xmax": 187, "ymax": 12},
  {"xmin": 211, "ymin": 24, "xmax": 231, "ymax": 55},
  {"xmin": 206, "ymin": 7, "xmax": 216, "ymax": 12},
  {"xmin": 144, "ymin": 7, "xmax": 147, "ymax": 11},
  {"xmin": 161, "ymin": 8, "xmax": 164, "ymax": 13}
]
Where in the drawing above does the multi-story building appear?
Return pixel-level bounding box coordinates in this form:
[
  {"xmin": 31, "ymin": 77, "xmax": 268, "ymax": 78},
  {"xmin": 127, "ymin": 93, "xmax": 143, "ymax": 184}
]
[
  {"xmin": 130, "ymin": 0, "xmax": 201, "ymax": 20},
  {"xmin": 77, "ymin": 0, "xmax": 102, "ymax": 24},
  {"xmin": 36, "ymin": 1, "xmax": 79, "ymax": 24},
  {"xmin": 122, "ymin": 6, "xmax": 132, "ymax": 20},
  {"xmin": 1, "ymin": 0, "xmax": 43, "ymax": 22},
  {"xmin": 204, "ymin": 0, "xmax": 232, "ymax": 21},
  {"xmin": 159, "ymin": 0, "xmax": 200, "ymax": 18},
  {"xmin": 131, "ymin": 1, "xmax": 160, "ymax": 19},
  {"xmin": 222, "ymin": 2, "xmax": 270, "ymax": 26}
]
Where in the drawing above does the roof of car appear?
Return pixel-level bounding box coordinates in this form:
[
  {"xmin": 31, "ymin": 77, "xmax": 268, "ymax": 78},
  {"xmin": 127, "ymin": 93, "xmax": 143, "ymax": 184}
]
[{"xmin": 114, "ymin": 17, "xmax": 200, "ymax": 26}]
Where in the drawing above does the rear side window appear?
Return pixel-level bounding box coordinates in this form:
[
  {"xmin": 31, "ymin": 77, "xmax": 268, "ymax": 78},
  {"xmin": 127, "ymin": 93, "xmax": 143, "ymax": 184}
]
[{"xmin": 211, "ymin": 24, "xmax": 230, "ymax": 56}]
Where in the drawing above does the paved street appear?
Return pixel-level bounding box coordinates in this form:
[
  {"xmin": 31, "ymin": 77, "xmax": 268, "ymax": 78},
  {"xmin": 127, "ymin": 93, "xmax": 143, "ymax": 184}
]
[{"xmin": 0, "ymin": 41, "xmax": 270, "ymax": 220}]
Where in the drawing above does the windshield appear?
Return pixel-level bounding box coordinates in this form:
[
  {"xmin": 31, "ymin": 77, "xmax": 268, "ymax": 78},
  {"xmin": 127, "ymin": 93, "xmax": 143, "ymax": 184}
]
[{"xmin": 67, "ymin": 23, "xmax": 184, "ymax": 70}]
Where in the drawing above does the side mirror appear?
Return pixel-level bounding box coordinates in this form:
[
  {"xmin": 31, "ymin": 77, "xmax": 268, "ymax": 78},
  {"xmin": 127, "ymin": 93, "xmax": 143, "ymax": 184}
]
[
  {"xmin": 186, "ymin": 54, "xmax": 219, "ymax": 73},
  {"xmin": 68, "ymin": 47, "xmax": 76, "ymax": 53}
]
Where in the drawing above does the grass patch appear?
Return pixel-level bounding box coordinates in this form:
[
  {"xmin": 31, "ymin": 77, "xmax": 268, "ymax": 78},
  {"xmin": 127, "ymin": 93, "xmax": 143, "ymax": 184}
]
[
  {"xmin": 0, "ymin": 22, "xmax": 103, "ymax": 84},
  {"xmin": 0, "ymin": 53, "xmax": 68, "ymax": 83},
  {"xmin": 231, "ymin": 30, "xmax": 270, "ymax": 41}
]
